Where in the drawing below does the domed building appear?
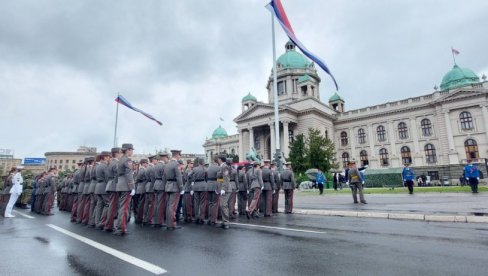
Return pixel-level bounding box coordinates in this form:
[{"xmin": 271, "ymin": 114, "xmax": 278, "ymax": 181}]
[{"xmin": 204, "ymin": 42, "xmax": 488, "ymax": 183}]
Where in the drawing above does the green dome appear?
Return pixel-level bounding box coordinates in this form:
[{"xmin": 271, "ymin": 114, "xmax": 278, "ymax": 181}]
[
  {"xmin": 212, "ymin": 125, "xmax": 228, "ymax": 139},
  {"xmin": 329, "ymin": 92, "xmax": 344, "ymax": 102},
  {"xmin": 277, "ymin": 41, "xmax": 311, "ymax": 69},
  {"xmin": 242, "ymin": 92, "xmax": 257, "ymax": 102},
  {"xmin": 440, "ymin": 64, "xmax": 480, "ymax": 90}
]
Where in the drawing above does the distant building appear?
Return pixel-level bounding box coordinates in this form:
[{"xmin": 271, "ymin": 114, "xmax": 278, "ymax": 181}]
[
  {"xmin": 0, "ymin": 157, "xmax": 22, "ymax": 177},
  {"xmin": 45, "ymin": 146, "xmax": 97, "ymax": 171},
  {"xmin": 203, "ymin": 41, "xmax": 488, "ymax": 184}
]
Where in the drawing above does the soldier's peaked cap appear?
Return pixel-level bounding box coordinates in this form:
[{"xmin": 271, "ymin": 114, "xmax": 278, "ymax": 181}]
[
  {"xmin": 121, "ymin": 143, "xmax": 134, "ymax": 150},
  {"xmin": 170, "ymin": 149, "xmax": 181, "ymax": 154},
  {"xmin": 100, "ymin": 151, "xmax": 111, "ymax": 156},
  {"xmin": 140, "ymin": 159, "xmax": 148, "ymax": 164},
  {"xmin": 111, "ymin": 147, "xmax": 122, "ymax": 153},
  {"xmin": 159, "ymin": 152, "xmax": 169, "ymax": 157}
]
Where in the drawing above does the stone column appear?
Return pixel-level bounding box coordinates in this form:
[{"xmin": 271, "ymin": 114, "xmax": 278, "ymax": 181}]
[
  {"xmin": 388, "ymin": 121, "xmax": 398, "ymax": 166},
  {"xmin": 269, "ymin": 123, "xmax": 275, "ymax": 159},
  {"xmin": 444, "ymin": 111, "xmax": 455, "ymax": 151},
  {"xmin": 410, "ymin": 118, "xmax": 420, "ymax": 154},
  {"xmin": 283, "ymin": 121, "xmax": 290, "ymax": 158},
  {"xmin": 367, "ymin": 124, "xmax": 375, "ymax": 157},
  {"xmin": 481, "ymin": 105, "xmax": 488, "ymax": 143},
  {"xmin": 238, "ymin": 129, "xmax": 243, "ymax": 161},
  {"xmin": 349, "ymin": 127, "xmax": 356, "ymax": 160},
  {"xmin": 249, "ymin": 127, "xmax": 254, "ymax": 150}
]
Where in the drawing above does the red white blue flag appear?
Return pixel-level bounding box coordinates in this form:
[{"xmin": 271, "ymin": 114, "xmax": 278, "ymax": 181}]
[
  {"xmin": 266, "ymin": 0, "xmax": 339, "ymax": 90},
  {"xmin": 451, "ymin": 47, "xmax": 460, "ymax": 55},
  {"xmin": 115, "ymin": 95, "xmax": 163, "ymax": 126}
]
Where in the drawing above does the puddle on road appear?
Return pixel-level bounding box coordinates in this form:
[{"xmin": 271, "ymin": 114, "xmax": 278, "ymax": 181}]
[
  {"xmin": 471, "ymin": 212, "xmax": 488, "ymax": 216},
  {"xmin": 34, "ymin": 236, "xmax": 49, "ymax": 244},
  {"xmin": 66, "ymin": 253, "xmax": 104, "ymax": 276}
]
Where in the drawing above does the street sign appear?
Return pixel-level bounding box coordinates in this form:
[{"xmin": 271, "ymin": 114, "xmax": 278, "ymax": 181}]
[{"xmin": 23, "ymin": 158, "xmax": 46, "ymax": 165}]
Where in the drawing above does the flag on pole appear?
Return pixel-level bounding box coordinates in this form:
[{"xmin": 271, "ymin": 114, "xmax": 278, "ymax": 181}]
[
  {"xmin": 266, "ymin": 0, "xmax": 339, "ymax": 90},
  {"xmin": 219, "ymin": 117, "xmax": 224, "ymax": 122},
  {"xmin": 451, "ymin": 47, "xmax": 460, "ymax": 55},
  {"xmin": 115, "ymin": 95, "xmax": 163, "ymax": 126}
]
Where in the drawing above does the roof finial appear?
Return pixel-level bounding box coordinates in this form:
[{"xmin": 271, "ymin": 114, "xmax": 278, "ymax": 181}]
[{"xmin": 451, "ymin": 47, "xmax": 460, "ymax": 66}]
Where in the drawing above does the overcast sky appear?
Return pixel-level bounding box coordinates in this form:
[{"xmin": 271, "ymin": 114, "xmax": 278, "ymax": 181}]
[{"xmin": 1, "ymin": 0, "xmax": 487, "ymax": 159}]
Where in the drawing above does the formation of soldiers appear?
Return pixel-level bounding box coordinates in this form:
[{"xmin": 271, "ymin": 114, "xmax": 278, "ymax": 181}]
[{"xmin": 58, "ymin": 143, "xmax": 296, "ymax": 235}]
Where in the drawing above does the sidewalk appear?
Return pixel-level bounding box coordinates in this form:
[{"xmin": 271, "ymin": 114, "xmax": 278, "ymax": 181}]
[{"xmin": 279, "ymin": 192, "xmax": 488, "ymax": 223}]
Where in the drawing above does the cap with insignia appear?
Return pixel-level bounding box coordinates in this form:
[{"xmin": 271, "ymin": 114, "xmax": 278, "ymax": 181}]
[
  {"xmin": 111, "ymin": 147, "xmax": 122, "ymax": 153},
  {"xmin": 171, "ymin": 149, "xmax": 182, "ymax": 155},
  {"xmin": 159, "ymin": 152, "xmax": 169, "ymax": 157},
  {"xmin": 140, "ymin": 159, "xmax": 148, "ymax": 164},
  {"xmin": 100, "ymin": 151, "xmax": 111, "ymax": 157},
  {"xmin": 121, "ymin": 143, "xmax": 134, "ymax": 150},
  {"xmin": 177, "ymin": 160, "xmax": 184, "ymax": 165}
]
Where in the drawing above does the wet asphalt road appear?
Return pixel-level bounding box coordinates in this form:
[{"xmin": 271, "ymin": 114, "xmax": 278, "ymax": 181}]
[{"xmin": 1, "ymin": 208, "xmax": 488, "ymax": 276}]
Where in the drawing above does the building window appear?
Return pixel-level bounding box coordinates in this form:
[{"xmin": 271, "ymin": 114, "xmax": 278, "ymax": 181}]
[
  {"xmin": 377, "ymin": 125, "xmax": 386, "ymax": 142},
  {"xmin": 421, "ymin": 119, "xmax": 432, "ymax": 136},
  {"xmin": 72, "ymin": 160, "xmax": 76, "ymax": 164},
  {"xmin": 400, "ymin": 146, "xmax": 412, "ymax": 164},
  {"xmin": 301, "ymin": 85, "xmax": 308, "ymax": 96},
  {"xmin": 398, "ymin": 122, "xmax": 408, "ymax": 139},
  {"xmin": 427, "ymin": 171, "xmax": 439, "ymax": 181},
  {"xmin": 58, "ymin": 165, "xmax": 62, "ymax": 169},
  {"xmin": 379, "ymin": 148, "xmax": 389, "ymax": 166},
  {"xmin": 459, "ymin": 111, "xmax": 474, "ymax": 130},
  {"xmin": 340, "ymin": 131, "xmax": 348, "ymax": 146},
  {"xmin": 55, "ymin": 160, "xmax": 57, "ymax": 164},
  {"xmin": 464, "ymin": 139, "xmax": 479, "ymax": 159},
  {"xmin": 66, "ymin": 160, "xmax": 69, "ymax": 164},
  {"xmin": 231, "ymin": 148, "xmax": 235, "ymax": 155},
  {"xmin": 425, "ymin": 144, "xmax": 437, "ymax": 163},
  {"xmin": 277, "ymin": 80, "xmax": 286, "ymax": 95},
  {"xmin": 288, "ymin": 130, "xmax": 294, "ymax": 143},
  {"xmin": 60, "ymin": 160, "xmax": 63, "ymax": 164},
  {"xmin": 254, "ymin": 134, "xmax": 260, "ymax": 150},
  {"xmin": 360, "ymin": 150, "xmax": 369, "ymax": 166},
  {"xmin": 342, "ymin": 152, "xmax": 350, "ymax": 168},
  {"xmin": 358, "ymin": 128, "xmax": 366, "ymax": 144}
]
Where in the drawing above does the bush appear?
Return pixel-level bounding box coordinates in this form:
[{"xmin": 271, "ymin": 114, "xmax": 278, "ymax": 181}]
[{"xmin": 295, "ymin": 173, "xmax": 309, "ymax": 188}]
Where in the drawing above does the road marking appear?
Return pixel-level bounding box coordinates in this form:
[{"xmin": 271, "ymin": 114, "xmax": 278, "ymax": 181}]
[
  {"xmin": 230, "ymin": 222, "xmax": 327, "ymax": 234},
  {"xmin": 46, "ymin": 224, "xmax": 167, "ymax": 275},
  {"xmin": 13, "ymin": 210, "xmax": 35, "ymax": 219}
]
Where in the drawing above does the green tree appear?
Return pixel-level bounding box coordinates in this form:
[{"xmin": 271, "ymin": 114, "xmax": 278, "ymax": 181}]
[
  {"xmin": 305, "ymin": 128, "xmax": 336, "ymax": 172},
  {"xmin": 288, "ymin": 133, "xmax": 307, "ymax": 174}
]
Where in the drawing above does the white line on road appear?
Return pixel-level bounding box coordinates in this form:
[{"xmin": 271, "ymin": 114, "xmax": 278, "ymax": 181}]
[
  {"xmin": 46, "ymin": 224, "xmax": 167, "ymax": 275},
  {"xmin": 230, "ymin": 222, "xmax": 327, "ymax": 234},
  {"xmin": 13, "ymin": 210, "xmax": 35, "ymax": 219}
]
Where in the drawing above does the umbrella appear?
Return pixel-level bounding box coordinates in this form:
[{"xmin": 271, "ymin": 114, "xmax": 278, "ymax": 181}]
[{"xmin": 305, "ymin": 168, "xmax": 319, "ymax": 181}]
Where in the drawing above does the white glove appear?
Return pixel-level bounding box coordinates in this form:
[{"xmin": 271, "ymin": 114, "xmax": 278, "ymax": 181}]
[
  {"xmin": 477, "ymin": 177, "xmax": 480, "ymax": 180},
  {"xmin": 362, "ymin": 181, "xmax": 365, "ymax": 185},
  {"xmin": 403, "ymin": 179, "xmax": 406, "ymax": 182},
  {"xmin": 180, "ymin": 191, "xmax": 185, "ymax": 195},
  {"xmin": 273, "ymin": 190, "xmax": 276, "ymax": 194},
  {"xmin": 247, "ymin": 190, "xmax": 250, "ymax": 194},
  {"xmin": 261, "ymin": 186, "xmax": 264, "ymax": 190},
  {"xmin": 215, "ymin": 190, "xmax": 219, "ymax": 194},
  {"xmin": 191, "ymin": 182, "xmax": 194, "ymax": 186},
  {"xmin": 190, "ymin": 190, "xmax": 194, "ymax": 196},
  {"xmin": 220, "ymin": 190, "xmax": 225, "ymax": 196},
  {"xmin": 130, "ymin": 189, "xmax": 135, "ymax": 196},
  {"xmin": 466, "ymin": 178, "xmax": 469, "ymax": 181},
  {"xmin": 346, "ymin": 182, "xmax": 349, "ymax": 185}
]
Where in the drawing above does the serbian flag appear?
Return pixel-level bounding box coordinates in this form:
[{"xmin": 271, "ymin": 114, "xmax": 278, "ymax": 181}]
[
  {"xmin": 451, "ymin": 47, "xmax": 460, "ymax": 55},
  {"xmin": 115, "ymin": 95, "xmax": 163, "ymax": 126},
  {"xmin": 266, "ymin": 0, "xmax": 339, "ymax": 90}
]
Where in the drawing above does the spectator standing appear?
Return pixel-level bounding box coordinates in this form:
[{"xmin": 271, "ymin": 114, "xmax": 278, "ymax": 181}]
[
  {"xmin": 316, "ymin": 170, "xmax": 325, "ymax": 195},
  {"xmin": 4, "ymin": 166, "xmax": 24, "ymax": 218}
]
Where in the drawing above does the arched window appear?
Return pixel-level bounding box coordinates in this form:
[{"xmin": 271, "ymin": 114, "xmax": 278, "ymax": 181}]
[
  {"xmin": 360, "ymin": 150, "xmax": 369, "ymax": 166},
  {"xmin": 379, "ymin": 148, "xmax": 389, "ymax": 166},
  {"xmin": 398, "ymin": 122, "xmax": 408, "ymax": 139},
  {"xmin": 340, "ymin": 131, "xmax": 348, "ymax": 146},
  {"xmin": 231, "ymin": 148, "xmax": 235, "ymax": 155},
  {"xmin": 342, "ymin": 152, "xmax": 350, "ymax": 168},
  {"xmin": 421, "ymin": 119, "xmax": 432, "ymax": 136},
  {"xmin": 464, "ymin": 139, "xmax": 479, "ymax": 159},
  {"xmin": 400, "ymin": 146, "xmax": 412, "ymax": 164},
  {"xmin": 425, "ymin": 144, "xmax": 437, "ymax": 163},
  {"xmin": 459, "ymin": 111, "xmax": 474, "ymax": 130},
  {"xmin": 358, "ymin": 128, "xmax": 366, "ymax": 144},
  {"xmin": 377, "ymin": 125, "xmax": 386, "ymax": 142}
]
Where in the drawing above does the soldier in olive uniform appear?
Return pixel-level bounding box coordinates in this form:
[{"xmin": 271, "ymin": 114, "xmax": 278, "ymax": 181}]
[
  {"xmin": 94, "ymin": 151, "xmax": 110, "ymax": 229},
  {"xmin": 153, "ymin": 152, "xmax": 169, "ymax": 227},
  {"xmin": 227, "ymin": 159, "xmax": 238, "ymax": 219},
  {"xmin": 164, "ymin": 150, "xmax": 184, "ymax": 230},
  {"xmin": 282, "ymin": 162, "xmax": 296, "ymax": 213},
  {"xmin": 76, "ymin": 159, "xmax": 88, "ymax": 223},
  {"xmin": 246, "ymin": 164, "xmax": 254, "ymax": 209},
  {"xmin": 70, "ymin": 163, "xmax": 82, "ymax": 221},
  {"xmin": 103, "ymin": 147, "xmax": 122, "ymax": 232},
  {"xmin": 206, "ymin": 157, "xmax": 221, "ymax": 225},
  {"xmin": 42, "ymin": 167, "xmax": 57, "ymax": 216},
  {"xmin": 134, "ymin": 159, "xmax": 148, "ymax": 224},
  {"xmin": 34, "ymin": 173, "xmax": 46, "ymax": 214},
  {"xmin": 81, "ymin": 157, "xmax": 95, "ymax": 224},
  {"xmin": 271, "ymin": 162, "xmax": 281, "ymax": 213},
  {"xmin": 216, "ymin": 155, "xmax": 232, "ymax": 229},
  {"xmin": 246, "ymin": 162, "xmax": 264, "ymax": 219},
  {"xmin": 143, "ymin": 155, "xmax": 158, "ymax": 225},
  {"xmin": 114, "ymin": 143, "xmax": 135, "ymax": 236},
  {"xmin": 260, "ymin": 160, "xmax": 275, "ymax": 217},
  {"xmin": 182, "ymin": 159, "xmax": 194, "ymax": 223},
  {"xmin": 87, "ymin": 157, "xmax": 99, "ymax": 226},
  {"xmin": 236, "ymin": 165, "xmax": 248, "ymax": 216},
  {"xmin": 191, "ymin": 158, "xmax": 207, "ymax": 224}
]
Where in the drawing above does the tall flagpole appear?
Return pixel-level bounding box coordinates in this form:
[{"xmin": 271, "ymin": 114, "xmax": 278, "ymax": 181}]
[
  {"xmin": 113, "ymin": 92, "xmax": 119, "ymax": 147},
  {"xmin": 271, "ymin": 12, "xmax": 282, "ymax": 170},
  {"xmin": 451, "ymin": 47, "xmax": 457, "ymax": 65}
]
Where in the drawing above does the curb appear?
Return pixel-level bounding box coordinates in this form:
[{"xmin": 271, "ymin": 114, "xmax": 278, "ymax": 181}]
[{"xmin": 282, "ymin": 208, "xmax": 488, "ymax": 224}]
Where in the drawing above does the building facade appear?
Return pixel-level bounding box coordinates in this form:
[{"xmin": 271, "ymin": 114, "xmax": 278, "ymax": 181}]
[
  {"xmin": 203, "ymin": 41, "xmax": 488, "ymax": 183},
  {"xmin": 45, "ymin": 146, "xmax": 97, "ymax": 171}
]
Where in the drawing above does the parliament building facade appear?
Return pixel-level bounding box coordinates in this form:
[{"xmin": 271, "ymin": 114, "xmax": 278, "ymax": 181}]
[{"xmin": 203, "ymin": 42, "xmax": 488, "ymax": 183}]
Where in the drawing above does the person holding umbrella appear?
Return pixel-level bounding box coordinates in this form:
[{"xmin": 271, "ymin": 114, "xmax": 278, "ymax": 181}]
[{"xmin": 316, "ymin": 170, "xmax": 325, "ymax": 195}]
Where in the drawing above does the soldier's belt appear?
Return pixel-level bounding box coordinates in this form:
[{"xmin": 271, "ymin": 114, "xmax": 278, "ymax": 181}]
[
  {"xmin": 217, "ymin": 178, "xmax": 224, "ymax": 183},
  {"xmin": 194, "ymin": 179, "xmax": 205, "ymax": 181},
  {"xmin": 155, "ymin": 178, "xmax": 162, "ymax": 180},
  {"xmin": 166, "ymin": 179, "xmax": 176, "ymax": 181},
  {"xmin": 207, "ymin": 178, "xmax": 217, "ymax": 181}
]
